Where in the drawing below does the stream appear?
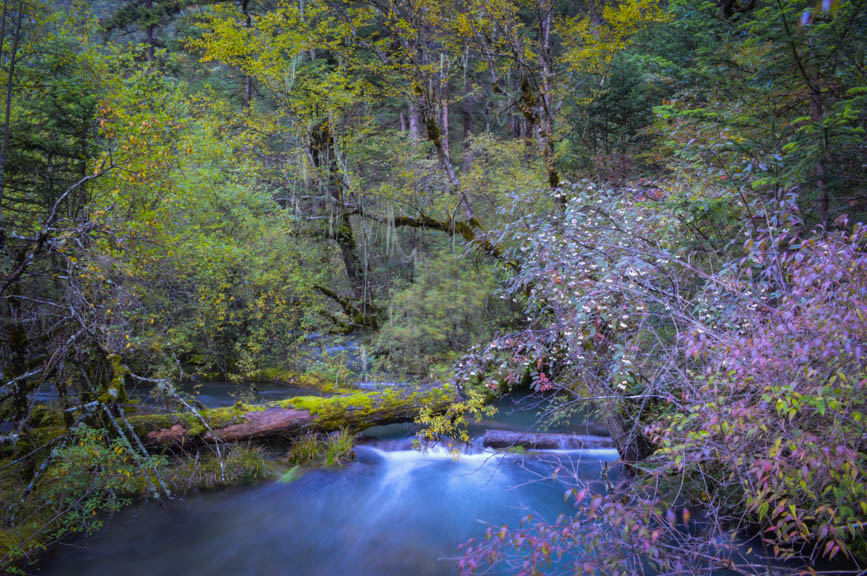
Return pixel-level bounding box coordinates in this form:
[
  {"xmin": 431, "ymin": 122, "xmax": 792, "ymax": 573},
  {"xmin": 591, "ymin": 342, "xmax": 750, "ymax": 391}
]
[{"xmin": 35, "ymin": 389, "xmax": 619, "ymax": 575}]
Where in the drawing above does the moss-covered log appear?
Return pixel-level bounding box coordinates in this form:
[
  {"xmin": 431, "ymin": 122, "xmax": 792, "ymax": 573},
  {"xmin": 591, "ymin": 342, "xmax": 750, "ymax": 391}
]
[{"xmin": 129, "ymin": 385, "xmax": 457, "ymax": 446}]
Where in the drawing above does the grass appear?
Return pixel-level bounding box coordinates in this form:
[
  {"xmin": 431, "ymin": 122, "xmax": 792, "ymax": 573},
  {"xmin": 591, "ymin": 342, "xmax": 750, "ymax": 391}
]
[
  {"xmin": 323, "ymin": 428, "xmax": 356, "ymax": 466},
  {"xmin": 165, "ymin": 443, "xmax": 281, "ymax": 492},
  {"xmin": 287, "ymin": 428, "xmax": 356, "ymax": 467},
  {"xmin": 287, "ymin": 433, "xmax": 321, "ymax": 466}
]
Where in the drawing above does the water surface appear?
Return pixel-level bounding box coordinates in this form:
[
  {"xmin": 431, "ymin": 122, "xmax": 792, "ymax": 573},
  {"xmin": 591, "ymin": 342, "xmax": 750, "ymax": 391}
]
[{"xmin": 36, "ymin": 392, "xmax": 617, "ymax": 575}]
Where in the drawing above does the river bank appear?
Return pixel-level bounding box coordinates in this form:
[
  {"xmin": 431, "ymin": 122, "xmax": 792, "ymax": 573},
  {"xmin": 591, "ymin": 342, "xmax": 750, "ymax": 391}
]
[
  {"xmin": 2, "ymin": 386, "xmax": 611, "ymax": 575},
  {"xmin": 32, "ymin": 405, "xmax": 620, "ymax": 576}
]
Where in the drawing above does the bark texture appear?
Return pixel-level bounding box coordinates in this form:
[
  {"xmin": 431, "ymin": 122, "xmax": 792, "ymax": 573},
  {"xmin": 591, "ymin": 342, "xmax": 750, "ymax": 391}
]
[
  {"xmin": 482, "ymin": 430, "xmax": 615, "ymax": 450},
  {"xmin": 131, "ymin": 385, "xmax": 457, "ymax": 446}
]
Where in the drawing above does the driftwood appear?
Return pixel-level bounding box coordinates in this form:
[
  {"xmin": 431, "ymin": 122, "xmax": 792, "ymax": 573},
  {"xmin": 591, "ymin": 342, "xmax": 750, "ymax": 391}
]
[
  {"xmin": 482, "ymin": 430, "xmax": 615, "ymax": 451},
  {"xmin": 130, "ymin": 385, "xmax": 456, "ymax": 446}
]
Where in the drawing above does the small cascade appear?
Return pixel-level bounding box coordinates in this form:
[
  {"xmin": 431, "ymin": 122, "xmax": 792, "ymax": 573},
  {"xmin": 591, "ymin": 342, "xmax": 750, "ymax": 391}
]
[{"xmin": 36, "ymin": 391, "xmax": 622, "ymax": 576}]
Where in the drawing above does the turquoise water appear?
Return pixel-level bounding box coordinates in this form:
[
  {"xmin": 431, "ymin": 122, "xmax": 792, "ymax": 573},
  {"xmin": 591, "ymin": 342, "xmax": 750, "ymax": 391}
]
[
  {"xmin": 33, "ymin": 390, "xmax": 855, "ymax": 575},
  {"xmin": 37, "ymin": 441, "xmax": 616, "ymax": 575},
  {"xmin": 35, "ymin": 394, "xmax": 619, "ymax": 575}
]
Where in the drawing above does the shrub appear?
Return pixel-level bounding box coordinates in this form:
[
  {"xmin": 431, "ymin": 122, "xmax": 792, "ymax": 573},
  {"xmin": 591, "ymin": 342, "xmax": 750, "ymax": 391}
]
[
  {"xmin": 656, "ymin": 221, "xmax": 867, "ymax": 561},
  {"xmin": 457, "ymin": 182, "xmax": 867, "ymax": 573}
]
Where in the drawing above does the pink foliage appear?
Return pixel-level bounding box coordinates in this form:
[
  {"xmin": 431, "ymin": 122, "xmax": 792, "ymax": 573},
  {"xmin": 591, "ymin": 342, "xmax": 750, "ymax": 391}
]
[{"xmin": 458, "ymin": 182, "xmax": 867, "ymax": 573}]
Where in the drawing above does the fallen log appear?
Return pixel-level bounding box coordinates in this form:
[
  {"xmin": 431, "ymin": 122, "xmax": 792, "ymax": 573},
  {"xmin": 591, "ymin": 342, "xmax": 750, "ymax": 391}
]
[
  {"xmin": 483, "ymin": 429, "xmax": 615, "ymax": 451},
  {"xmin": 129, "ymin": 385, "xmax": 456, "ymax": 446}
]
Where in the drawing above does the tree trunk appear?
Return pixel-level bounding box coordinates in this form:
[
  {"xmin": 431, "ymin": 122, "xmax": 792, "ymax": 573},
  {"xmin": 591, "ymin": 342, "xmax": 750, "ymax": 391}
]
[
  {"xmin": 440, "ymin": 80, "xmax": 451, "ymax": 160},
  {"xmin": 132, "ymin": 386, "xmax": 457, "ymax": 446},
  {"xmin": 537, "ymin": 0, "xmax": 559, "ymax": 191},
  {"xmin": 482, "ymin": 430, "xmax": 614, "ymax": 450},
  {"xmin": 603, "ymin": 410, "xmax": 653, "ymax": 465},
  {"xmin": 309, "ymin": 120, "xmax": 362, "ymax": 287},
  {"xmin": 335, "ymin": 211, "xmax": 361, "ymax": 286},
  {"xmin": 242, "ymin": 0, "xmax": 253, "ymax": 108},
  {"xmin": 809, "ymin": 76, "xmax": 828, "ymax": 227},
  {"xmin": 462, "ymin": 104, "xmax": 474, "ymax": 172},
  {"xmin": 408, "ymin": 99, "xmax": 420, "ymax": 140},
  {"xmin": 146, "ymin": 0, "xmax": 155, "ymax": 62},
  {"xmin": 0, "ymin": 1, "xmax": 23, "ymax": 210}
]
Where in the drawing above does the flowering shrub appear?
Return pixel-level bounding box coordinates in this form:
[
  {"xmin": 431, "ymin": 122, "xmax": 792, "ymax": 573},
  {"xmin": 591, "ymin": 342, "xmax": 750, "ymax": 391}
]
[
  {"xmin": 456, "ymin": 181, "xmax": 698, "ymax": 459},
  {"xmin": 457, "ymin": 181, "xmax": 867, "ymax": 573},
  {"xmin": 655, "ymin": 221, "xmax": 867, "ymax": 561}
]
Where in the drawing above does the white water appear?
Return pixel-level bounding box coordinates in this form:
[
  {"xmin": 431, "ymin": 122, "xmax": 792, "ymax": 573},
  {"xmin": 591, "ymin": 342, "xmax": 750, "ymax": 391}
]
[{"xmin": 37, "ymin": 395, "xmax": 618, "ymax": 575}]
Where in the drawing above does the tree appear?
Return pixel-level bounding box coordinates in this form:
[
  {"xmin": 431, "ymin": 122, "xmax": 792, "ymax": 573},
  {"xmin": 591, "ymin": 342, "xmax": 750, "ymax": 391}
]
[
  {"xmin": 101, "ymin": 0, "xmax": 189, "ymax": 61},
  {"xmin": 656, "ymin": 0, "xmax": 866, "ymax": 227}
]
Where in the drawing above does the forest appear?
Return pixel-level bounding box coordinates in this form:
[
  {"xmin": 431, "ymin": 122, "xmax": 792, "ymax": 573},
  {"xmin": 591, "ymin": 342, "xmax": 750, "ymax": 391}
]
[{"xmin": 0, "ymin": 0, "xmax": 865, "ymax": 574}]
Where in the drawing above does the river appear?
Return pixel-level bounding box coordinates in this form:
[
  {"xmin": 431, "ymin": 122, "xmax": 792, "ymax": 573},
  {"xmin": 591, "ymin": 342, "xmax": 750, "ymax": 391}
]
[{"xmin": 35, "ymin": 389, "xmax": 618, "ymax": 575}]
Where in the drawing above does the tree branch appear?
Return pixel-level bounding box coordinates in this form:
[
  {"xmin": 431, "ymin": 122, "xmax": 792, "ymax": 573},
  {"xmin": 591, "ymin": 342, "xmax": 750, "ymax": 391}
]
[
  {"xmin": 349, "ymin": 207, "xmax": 511, "ymax": 265},
  {"xmin": 314, "ymin": 285, "xmax": 378, "ymax": 331}
]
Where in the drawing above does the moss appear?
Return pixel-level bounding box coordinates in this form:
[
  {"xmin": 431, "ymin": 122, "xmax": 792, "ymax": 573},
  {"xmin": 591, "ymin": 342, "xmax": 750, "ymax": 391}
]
[
  {"xmin": 284, "ymin": 385, "xmax": 454, "ymax": 430},
  {"xmin": 105, "ymin": 354, "xmax": 129, "ymax": 404},
  {"xmin": 278, "ymin": 392, "xmax": 376, "ymax": 429},
  {"xmin": 0, "ymin": 520, "xmax": 46, "ymax": 571},
  {"xmin": 5, "ymin": 408, "xmax": 66, "ymax": 462},
  {"xmin": 129, "ymin": 401, "xmax": 255, "ymax": 438},
  {"xmin": 278, "ymin": 391, "xmax": 371, "ymax": 413},
  {"xmin": 131, "ymin": 384, "xmax": 456, "ymax": 440},
  {"xmin": 27, "ymin": 406, "xmax": 64, "ymax": 429},
  {"xmin": 229, "ymin": 368, "xmax": 348, "ymax": 394},
  {"xmin": 196, "ymin": 403, "xmax": 259, "ymax": 433},
  {"xmin": 425, "ymin": 116, "xmax": 441, "ymax": 146},
  {"xmin": 28, "ymin": 425, "xmax": 66, "ymax": 449}
]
